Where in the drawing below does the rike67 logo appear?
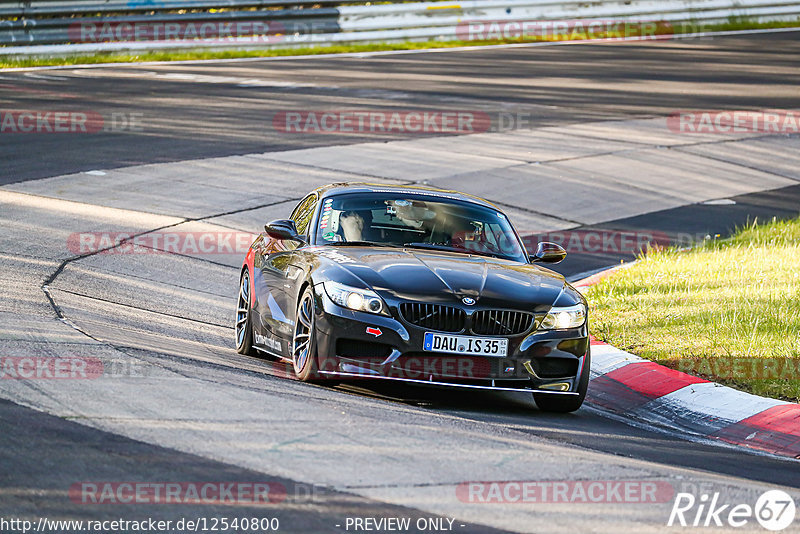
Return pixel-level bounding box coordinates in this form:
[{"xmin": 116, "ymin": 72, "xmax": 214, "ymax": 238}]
[{"xmin": 668, "ymin": 490, "xmax": 796, "ymax": 531}]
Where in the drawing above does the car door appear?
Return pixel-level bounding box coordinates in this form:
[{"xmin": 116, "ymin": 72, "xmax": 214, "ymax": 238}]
[{"xmin": 255, "ymin": 193, "xmax": 318, "ymax": 344}]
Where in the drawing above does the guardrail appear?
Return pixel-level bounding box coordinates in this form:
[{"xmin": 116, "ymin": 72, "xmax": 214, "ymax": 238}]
[
  {"xmin": 0, "ymin": 0, "xmax": 337, "ymax": 16},
  {"xmin": 1, "ymin": 0, "xmax": 799, "ymax": 56}
]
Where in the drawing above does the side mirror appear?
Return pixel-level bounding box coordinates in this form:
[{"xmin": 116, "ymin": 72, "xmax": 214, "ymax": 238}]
[
  {"xmin": 529, "ymin": 241, "xmax": 566, "ymax": 264},
  {"xmin": 265, "ymin": 219, "xmax": 305, "ymax": 243}
]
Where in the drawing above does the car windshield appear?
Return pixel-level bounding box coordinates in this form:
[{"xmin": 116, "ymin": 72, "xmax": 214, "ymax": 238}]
[{"xmin": 315, "ymin": 192, "xmax": 526, "ymax": 261}]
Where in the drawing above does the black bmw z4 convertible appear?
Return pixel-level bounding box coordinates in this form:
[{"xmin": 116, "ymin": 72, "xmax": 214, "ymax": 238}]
[{"xmin": 236, "ymin": 183, "xmax": 590, "ymax": 412}]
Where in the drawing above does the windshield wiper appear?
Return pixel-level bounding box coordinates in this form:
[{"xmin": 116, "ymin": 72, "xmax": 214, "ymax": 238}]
[
  {"xmin": 403, "ymin": 242, "xmax": 504, "ymax": 259},
  {"xmin": 328, "ymin": 240, "xmax": 397, "ymax": 248},
  {"xmin": 402, "ymin": 242, "xmax": 460, "ymax": 252}
]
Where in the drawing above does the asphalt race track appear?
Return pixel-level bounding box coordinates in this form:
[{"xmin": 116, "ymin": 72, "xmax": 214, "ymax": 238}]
[
  {"xmin": 3, "ymin": 31, "xmax": 800, "ymax": 184},
  {"xmin": 2, "ymin": 32, "xmax": 800, "ymax": 533}
]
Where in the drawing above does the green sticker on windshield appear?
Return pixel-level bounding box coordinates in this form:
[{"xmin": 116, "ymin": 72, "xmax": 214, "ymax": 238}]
[{"xmin": 323, "ymin": 231, "xmax": 336, "ymax": 241}]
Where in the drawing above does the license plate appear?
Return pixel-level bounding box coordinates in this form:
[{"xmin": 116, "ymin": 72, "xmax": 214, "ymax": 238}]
[{"xmin": 423, "ymin": 332, "xmax": 508, "ymax": 357}]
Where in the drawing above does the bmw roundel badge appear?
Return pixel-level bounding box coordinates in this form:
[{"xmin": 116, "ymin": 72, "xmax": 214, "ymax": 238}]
[{"xmin": 462, "ymin": 297, "xmax": 476, "ymax": 305}]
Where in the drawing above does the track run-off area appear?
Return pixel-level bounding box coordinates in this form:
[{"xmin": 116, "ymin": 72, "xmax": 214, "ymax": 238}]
[{"xmin": 2, "ymin": 31, "xmax": 800, "ymax": 533}]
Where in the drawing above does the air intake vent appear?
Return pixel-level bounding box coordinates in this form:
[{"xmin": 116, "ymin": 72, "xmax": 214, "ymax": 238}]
[
  {"xmin": 399, "ymin": 303, "xmax": 465, "ymax": 333},
  {"xmin": 392, "ymin": 354, "xmax": 491, "ymax": 378},
  {"xmin": 471, "ymin": 310, "xmax": 534, "ymax": 336},
  {"xmin": 527, "ymin": 357, "xmax": 579, "ymax": 378},
  {"xmin": 336, "ymin": 339, "xmax": 393, "ymax": 360}
]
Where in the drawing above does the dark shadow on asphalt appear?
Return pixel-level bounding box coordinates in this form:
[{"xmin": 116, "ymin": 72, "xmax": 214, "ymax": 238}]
[
  {"xmin": 326, "ymin": 380, "xmax": 800, "ymax": 489},
  {"xmin": 0, "ymin": 398, "xmax": 513, "ymax": 533}
]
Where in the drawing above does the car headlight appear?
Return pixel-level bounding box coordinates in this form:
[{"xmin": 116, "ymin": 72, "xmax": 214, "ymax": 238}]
[
  {"xmin": 323, "ymin": 281, "xmax": 385, "ymax": 314},
  {"xmin": 540, "ymin": 303, "xmax": 586, "ymax": 330}
]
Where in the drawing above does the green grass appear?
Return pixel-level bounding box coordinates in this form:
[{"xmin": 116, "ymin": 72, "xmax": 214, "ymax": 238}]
[
  {"xmin": 587, "ymin": 216, "xmax": 800, "ymax": 402},
  {"xmin": 2, "ymin": 17, "xmax": 799, "ymax": 69},
  {"xmin": 0, "ymin": 41, "xmax": 479, "ymax": 69}
]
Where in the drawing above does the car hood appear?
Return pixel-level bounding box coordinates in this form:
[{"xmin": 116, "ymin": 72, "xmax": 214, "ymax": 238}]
[{"xmin": 314, "ymin": 246, "xmax": 568, "ymax": 311}]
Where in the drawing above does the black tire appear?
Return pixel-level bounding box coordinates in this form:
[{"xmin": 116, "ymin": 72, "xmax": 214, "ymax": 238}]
[
  {"xmin": 533, "ymin": 350, "xmax": 590, "ymax": 413},
  {"xmin": 235, "ymin": 270, "xmax": 256, "ymax": 355},
  {"xmin": 292, "ymin": 288, "xmax": 321, "ymax": 382}
]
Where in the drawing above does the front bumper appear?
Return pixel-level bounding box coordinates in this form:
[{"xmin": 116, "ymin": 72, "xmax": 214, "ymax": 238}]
[{"xmin": 311, "ymin": 284, "xmax": 589, "ymax": 394}]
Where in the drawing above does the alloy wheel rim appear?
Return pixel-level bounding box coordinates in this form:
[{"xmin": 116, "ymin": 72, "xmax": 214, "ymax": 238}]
[
  {"xmin": 236, "ymin": 273, "xmax": 250, "ymax": 348},
  {"xmin": 293, "ymin": 293, "xmax": 314, "ymax": 373}
]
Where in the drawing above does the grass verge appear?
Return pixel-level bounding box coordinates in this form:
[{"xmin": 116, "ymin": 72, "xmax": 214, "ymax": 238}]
[
  {"xmin": 587, "ymin": 216, "xmax": 800, "ymax": 402},
  {"xmin": 2, "ymin": 17, "xmax": 799, "ymax": 69}
]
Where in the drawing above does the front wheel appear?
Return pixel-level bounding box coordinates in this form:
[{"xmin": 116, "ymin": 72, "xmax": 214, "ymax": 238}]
[
  {"xmin": 235, "ymin": 270, "xmax": 256, "ymax": 355},
  {"xmin": 533, "ymin": 351, "xmax": 590, "ymax": 413},
  {"xmin": 292, "ymin": 288, "xmax": 321, "ymax": 382}
]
